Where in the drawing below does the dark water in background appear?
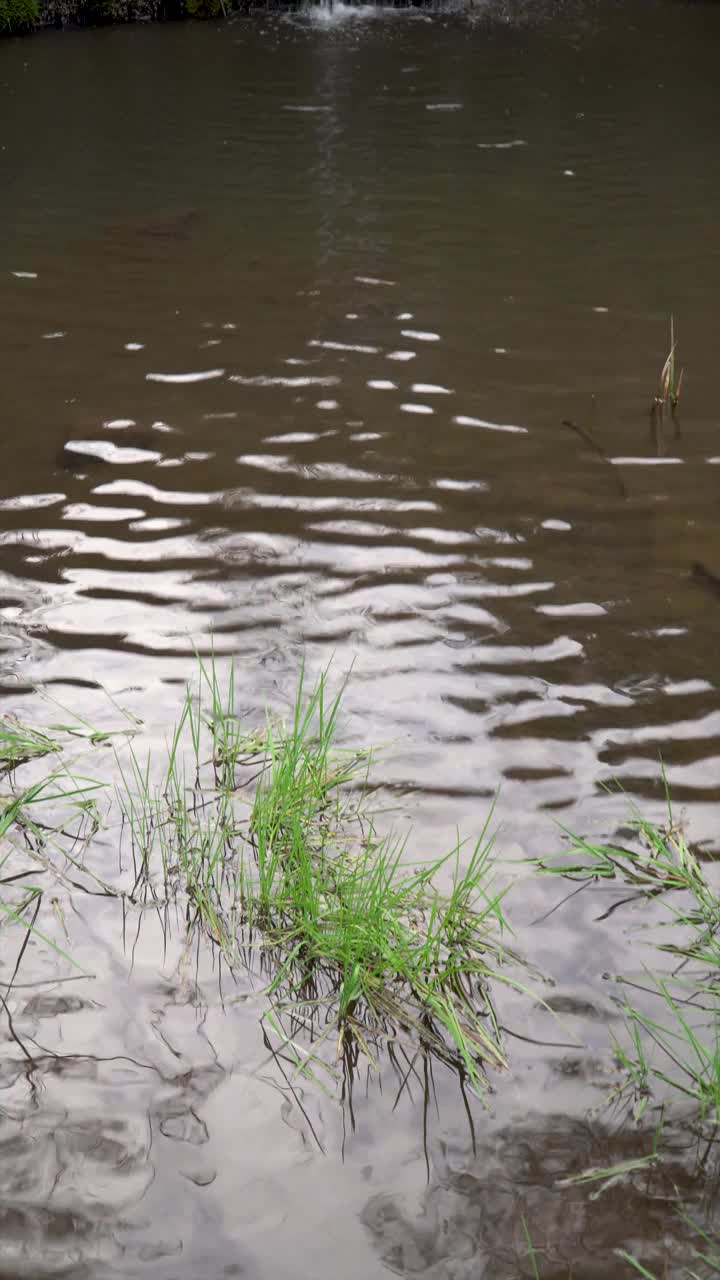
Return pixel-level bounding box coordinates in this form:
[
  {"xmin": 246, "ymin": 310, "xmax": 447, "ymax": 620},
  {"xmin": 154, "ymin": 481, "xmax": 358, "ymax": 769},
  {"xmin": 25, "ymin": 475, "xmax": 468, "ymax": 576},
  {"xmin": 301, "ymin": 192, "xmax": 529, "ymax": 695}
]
[{"xmin": 2, "ymin": 1, "xmax": 720, "ymax": 1274}]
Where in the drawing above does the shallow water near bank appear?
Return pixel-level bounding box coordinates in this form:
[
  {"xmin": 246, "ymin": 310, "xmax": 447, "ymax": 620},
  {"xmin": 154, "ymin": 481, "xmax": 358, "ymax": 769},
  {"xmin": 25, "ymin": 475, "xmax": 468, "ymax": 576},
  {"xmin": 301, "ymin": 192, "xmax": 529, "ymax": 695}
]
[{"xmin": 2, "ymin": 0, "xmax": 720, "ymax": 1273}]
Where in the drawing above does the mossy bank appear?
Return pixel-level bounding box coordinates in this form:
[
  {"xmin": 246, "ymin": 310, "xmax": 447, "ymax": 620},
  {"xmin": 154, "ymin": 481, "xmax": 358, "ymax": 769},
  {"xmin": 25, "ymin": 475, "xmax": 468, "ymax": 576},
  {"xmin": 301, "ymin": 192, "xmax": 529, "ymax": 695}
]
[{"xmin": 1, "ymin": 0, "xmax": 253, "ymax": 35}]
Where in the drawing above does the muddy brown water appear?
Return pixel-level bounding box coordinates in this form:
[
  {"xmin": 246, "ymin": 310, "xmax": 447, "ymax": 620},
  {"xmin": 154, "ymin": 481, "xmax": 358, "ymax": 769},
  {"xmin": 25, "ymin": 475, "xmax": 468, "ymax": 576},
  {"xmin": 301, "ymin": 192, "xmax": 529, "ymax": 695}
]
[{"xmin": 2, "ymin": 1, "xmax": 720, "ymax": 1274}]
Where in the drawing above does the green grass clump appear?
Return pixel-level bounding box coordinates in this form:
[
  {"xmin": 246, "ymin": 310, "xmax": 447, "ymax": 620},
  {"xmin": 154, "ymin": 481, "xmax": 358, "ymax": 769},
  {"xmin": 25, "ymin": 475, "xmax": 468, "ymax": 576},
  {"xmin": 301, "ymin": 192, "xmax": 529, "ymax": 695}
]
[
  {"xmin": 0, "ymin": 766, "xmax": 107, "ymax": 982},
  {"xmin": 535, "ymin": 790, "xmax": 720, "ymax": 1124},
  {"xmin": 117, "ymin": 659, "xmax": 525, "ymax": 1099},
  {"xmin": 0, "ymin": 700, "xmax": 142, "ymax": 982},
  {"xmin": 0, "ymin": 0, "xmax": 38, "ymax": 31},
  {"xmin": 0, "ymin": 714, "xmax": 59, "ymax": 775}
]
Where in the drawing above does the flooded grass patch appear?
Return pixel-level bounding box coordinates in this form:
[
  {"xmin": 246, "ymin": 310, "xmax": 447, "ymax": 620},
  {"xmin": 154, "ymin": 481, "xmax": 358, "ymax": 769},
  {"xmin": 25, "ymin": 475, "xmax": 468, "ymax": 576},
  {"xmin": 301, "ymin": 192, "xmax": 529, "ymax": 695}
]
[
  {"xmin": 3, "ymin": 676, "xmax": 720, "ymax": 1272},
  {"xmin": 0, "ymin": 662, "xmax": 539, "ymax": 1112},
  {"xmin": 5, "ymin": 670, "xmax": 720, "ymax": 1147}
]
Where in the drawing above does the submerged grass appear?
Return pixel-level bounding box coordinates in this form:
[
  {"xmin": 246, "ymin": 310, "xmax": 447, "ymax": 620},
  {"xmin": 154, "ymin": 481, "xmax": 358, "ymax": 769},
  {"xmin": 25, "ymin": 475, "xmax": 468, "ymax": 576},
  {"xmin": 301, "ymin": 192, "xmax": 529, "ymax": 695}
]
[
  {"xmin": 621, "ymin": 1210, "xmax": 720, "ymax": 1279},
  {"xmin": 522, "ymin": 1209, "xmax": 720, "ymax": 1280},
  {"xmin": 116, "ymin": 659, "xmax": 526, "ymax": 1099}
]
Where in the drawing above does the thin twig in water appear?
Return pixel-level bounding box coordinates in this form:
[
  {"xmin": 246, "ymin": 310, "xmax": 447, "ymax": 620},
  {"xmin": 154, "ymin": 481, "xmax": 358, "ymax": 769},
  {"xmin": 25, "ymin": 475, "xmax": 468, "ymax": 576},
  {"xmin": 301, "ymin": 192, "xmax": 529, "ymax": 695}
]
[{"xmin": 561, "ymin": 419, "xmax": 627, "ymax": 497}]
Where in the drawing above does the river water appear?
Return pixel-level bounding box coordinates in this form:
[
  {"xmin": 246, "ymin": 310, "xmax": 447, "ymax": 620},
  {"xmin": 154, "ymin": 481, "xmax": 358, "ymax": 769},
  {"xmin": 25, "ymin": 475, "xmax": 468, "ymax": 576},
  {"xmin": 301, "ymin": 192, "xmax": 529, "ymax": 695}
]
[{"xmin": 2, "ymin": 1, "xmax": 720, "ymax": 1274}]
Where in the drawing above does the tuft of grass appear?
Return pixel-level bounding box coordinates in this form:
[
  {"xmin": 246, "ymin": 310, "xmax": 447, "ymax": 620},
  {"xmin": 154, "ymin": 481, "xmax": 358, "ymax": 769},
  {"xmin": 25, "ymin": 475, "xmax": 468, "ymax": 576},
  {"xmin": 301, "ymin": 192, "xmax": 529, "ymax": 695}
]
[
  {"xmin": 652, "ymin": 315, "xmax": 684, "ymax": 419},
  {"xmin": 0, "ymin": 701, "xmax": 140, "ymax": 991},
  {"xmin": 532, "ymin": 781, "xmax": 703, "ymax": 895},
  {"xmin": 0, "ymin": 767, "xmax": 107, "ymax": 985},
  {"xmin": 0, "ymin": 715, "xmax": 59, "ymax": 775},
  {"xmin": 534, "ymin": 785, "xmax": 720, "ymax": 1125},
  {"xmin": 116, "ymin": 659, "xmax": 530, "ymax": 1100}
]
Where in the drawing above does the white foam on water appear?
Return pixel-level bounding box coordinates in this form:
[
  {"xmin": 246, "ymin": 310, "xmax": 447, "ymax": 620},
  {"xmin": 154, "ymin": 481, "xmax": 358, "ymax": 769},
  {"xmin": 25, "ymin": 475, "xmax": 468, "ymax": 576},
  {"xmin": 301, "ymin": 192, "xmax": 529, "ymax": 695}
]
[
  {"xmin": 103, "ymin": 418, "xmax": 136, "ymax": 430},
  {"xmin": 592, "ymin": 306, "xmax": 609, "ymax": 313},
  {"xmin": 284, "ymin": 104, "xmax": 331, "ymax": 112},
  {"xmin": 542, "ymin": 519, "xmax": 572, "ymax": 531},
  {"xmin": 317, "ymin": 399, "xmax": 339, "ymax": 410},
  {"xmin": 401, "ymin": 403, "xmax": 434, "ymax": 415},
  {"xmin": 386, "ymin": 351, "xmax": 416, "ymax": 362},
  {"xmin": 396, "ymin": 312, "xmax": 413, "ymax": 320},
  {"xmin": 307, "ymin": 4, "xmax": 385, "ymax": 29},
  {"xmin": 124, "ymin": 342, "xmax": 145, "ymax": 351},
  {"xmin": 426, "ymin": 102, "xmax": 463, "ymax": 111},
  {"xmin": 368, "ymin": 379, "xmax": 397, "ymax": 390},
  {"xmin": 43, "ymin": 331, "xmax": 66, "ymax": 340},
  {"xmin": 412, "ymin": 383, "xmax": 452, "ymax": 395},
  {"xmin": 401, "ymin": 329, "xmax": 440, "ymax": 342},
  {"xmin": 146, "ymin": 369, "xmax": 224, "ymax": 384},
  {"xmin": 11, "ymin": 270, "xmax": 38, "ymax": 279},
  {"xmin": 454, "ymin": 414, "xmax": 527, "ymax": 435}
]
